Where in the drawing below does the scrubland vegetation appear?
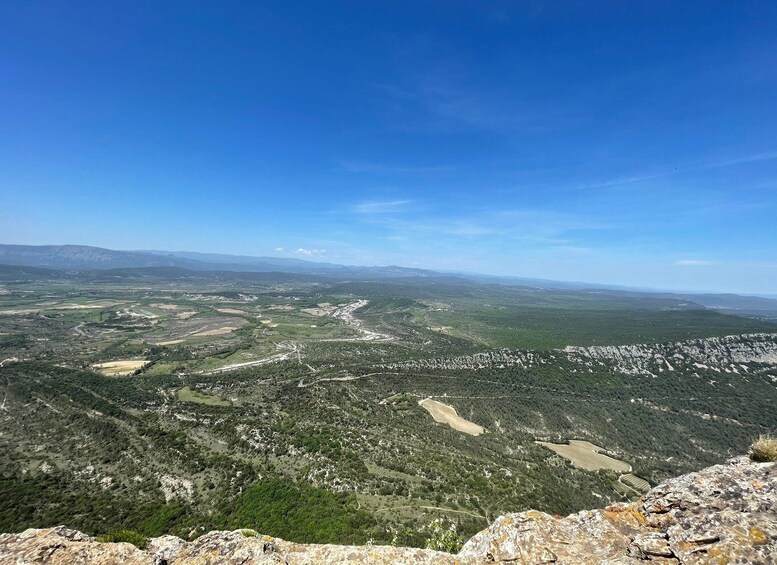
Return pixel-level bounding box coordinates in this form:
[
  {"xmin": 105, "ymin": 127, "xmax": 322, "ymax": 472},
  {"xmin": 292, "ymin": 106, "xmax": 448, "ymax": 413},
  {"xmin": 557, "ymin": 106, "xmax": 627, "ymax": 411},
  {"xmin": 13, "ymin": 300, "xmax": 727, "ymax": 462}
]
[{"xmin": 0, "ymin": 267, "xmax": 775, "ymax": 546}]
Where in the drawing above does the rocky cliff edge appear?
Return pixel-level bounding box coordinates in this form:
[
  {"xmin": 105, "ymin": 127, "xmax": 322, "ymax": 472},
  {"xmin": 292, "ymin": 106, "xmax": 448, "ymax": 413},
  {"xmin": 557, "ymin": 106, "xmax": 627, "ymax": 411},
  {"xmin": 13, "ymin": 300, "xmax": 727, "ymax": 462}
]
[{"xmin": 0, "ymin": 456, "xmax": 774, "ymax": 564}]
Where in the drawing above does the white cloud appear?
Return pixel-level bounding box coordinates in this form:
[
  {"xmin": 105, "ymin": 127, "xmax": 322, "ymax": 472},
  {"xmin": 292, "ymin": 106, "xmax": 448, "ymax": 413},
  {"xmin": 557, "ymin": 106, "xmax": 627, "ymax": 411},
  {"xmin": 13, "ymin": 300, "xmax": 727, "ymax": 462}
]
[
  {"xmin": 294, "ymin": 248, "xmax": 326, "ymax": 257},
  {"xmin": 274, "ymin": 247, "xmax": 284, "ymax": 251}
]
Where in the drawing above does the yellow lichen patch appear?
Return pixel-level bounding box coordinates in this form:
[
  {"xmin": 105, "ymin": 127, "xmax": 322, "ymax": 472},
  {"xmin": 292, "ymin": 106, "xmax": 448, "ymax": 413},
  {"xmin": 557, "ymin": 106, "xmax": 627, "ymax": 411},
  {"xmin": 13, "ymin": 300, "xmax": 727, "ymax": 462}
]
[
  {"xmin": 749, "ymin": 526, "xmax": 767, "ymax": 544},
  {"xmin": 706, "ymin": 546, "xmax": 730, "ymax": 565},
  {"xmin": 602, "ymin": 506, "xmax": 648, "ymax": 527}
]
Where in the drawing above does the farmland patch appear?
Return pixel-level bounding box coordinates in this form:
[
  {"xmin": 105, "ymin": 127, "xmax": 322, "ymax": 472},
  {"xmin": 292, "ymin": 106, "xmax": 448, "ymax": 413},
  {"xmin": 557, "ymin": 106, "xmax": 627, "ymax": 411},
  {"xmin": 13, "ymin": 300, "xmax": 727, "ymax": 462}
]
[
  {"xmin": 92, "ymin": 359, "xmax": 148, "ymax": 376},
  {"xmin": 535, "ymin": 440, "xmax": 631, "ymax": 472},
  {"xmin": 419, "ymin": 398, "xmax": 485, "ymax": 436}
]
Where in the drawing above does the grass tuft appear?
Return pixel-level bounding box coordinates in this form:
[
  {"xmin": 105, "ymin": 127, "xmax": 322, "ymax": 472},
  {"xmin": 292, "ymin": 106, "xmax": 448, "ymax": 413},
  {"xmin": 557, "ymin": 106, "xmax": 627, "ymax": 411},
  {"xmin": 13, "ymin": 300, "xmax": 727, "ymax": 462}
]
[{"xmin": 750, "ymin": 435, "xmax": 777, "ymax": 462}]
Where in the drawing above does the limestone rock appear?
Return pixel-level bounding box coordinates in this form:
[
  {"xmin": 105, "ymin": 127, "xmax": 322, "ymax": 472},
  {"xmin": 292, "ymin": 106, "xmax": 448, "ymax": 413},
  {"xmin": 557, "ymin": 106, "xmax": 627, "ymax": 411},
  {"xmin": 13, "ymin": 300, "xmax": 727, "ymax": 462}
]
[
  {"xmin": 0, "ymin": 457, "xmax": 773, "ymax": 564},
  {"xmin": 0, "ymin": 526, "xmax": 150, "ymax": 564},
  {"xmin": 459, "ymin": 456, "xmax": 776, "ymax": 564},
  {"xmin": 0, "ymin": 527, "xmax": 465, "ymax": 564}
]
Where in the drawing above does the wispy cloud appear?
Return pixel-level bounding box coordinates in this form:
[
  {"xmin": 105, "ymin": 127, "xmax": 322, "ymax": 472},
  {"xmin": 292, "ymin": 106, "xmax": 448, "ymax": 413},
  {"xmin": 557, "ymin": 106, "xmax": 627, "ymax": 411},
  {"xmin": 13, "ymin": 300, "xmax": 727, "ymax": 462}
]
[
  {"xmin": 576, "ymin": 172, "xmax": 673, "ymax": 190},
  {"xmin": 578, "ymin": 150, "xmax": 777, "ymax": 191},
  {"xmin": 338, "ymin": 160, "xmax": 454, "ymax": 174},
  {"xmin": 707, "ymin": 150, "xmax": 777, "ymax": 168},
  {"xmin": 294, "ymin": 248, "xmax": 326, "ymax": 257},
  {"xmin": 676, "ymin": 259, "xmax": 717, "ymax": 266},
  {"xmin": 351, "ymin": 199, "xmax": 412, "ymax": 214},
  {"xmin": 549, "ymin": 245, "xmax": 596, "ymax": 254},
  {"xmin": 352, "ymin": 205, "xmax": 609, "ymax": 245},
  {"xmin": 373, "ymin": 75, "xmax": 561, "ymax": 134}
]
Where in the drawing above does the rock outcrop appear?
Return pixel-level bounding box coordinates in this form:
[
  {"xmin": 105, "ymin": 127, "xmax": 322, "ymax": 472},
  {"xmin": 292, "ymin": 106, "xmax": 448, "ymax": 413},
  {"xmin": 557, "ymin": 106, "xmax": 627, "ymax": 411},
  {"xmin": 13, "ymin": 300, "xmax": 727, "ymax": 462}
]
[
  {"xmin": 381, "ymin": 333, "xmax": 777, "ymax": 375},
  {"xmin": 1, "ymin": 457, "xmax": 774, "ymax": 564},
  {"xmin": 0, "ymin": 528, "xmax": 460, "ymax": 564},
  {"xmin": 459, "ymin": 456, "xmax": 775, "ymax": 564}
]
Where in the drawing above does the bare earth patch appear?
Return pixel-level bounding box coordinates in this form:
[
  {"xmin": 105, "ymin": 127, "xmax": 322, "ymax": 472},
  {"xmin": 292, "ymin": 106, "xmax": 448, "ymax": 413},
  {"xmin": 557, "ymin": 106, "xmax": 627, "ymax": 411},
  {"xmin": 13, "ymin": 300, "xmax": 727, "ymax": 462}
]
[
  {"xmin": 301, "ymin": 303, "xmax": 336, "ymax": 316},
  {"xmin": 175, "ymin": 311, "xmax": 197, "ymax": 319},
  {"xmin": 419, "ymin": 398, "xmax": 485, "ymax": 436},
  {"xmin": 535, "ymin": 440, "xmax": 631, "ymax": 472},
  {"xmin": 301, "ymin": 308, "xmax": 328, "ymax": 316},
  {"xmin": 216, "ymin": 308, "xmax": 246, "ymax": 315},
  {"xmin": 56, "ymin": 301, "xmax": 124, "ymax": 310},
  {"xmin": 191, "ymin": 326, "xmax": 238, "ymax": 337},
  {"xmin": 0, "ymin": 309, "xmax": 40, "ymax": 316},
  {"xmin": 92, "ymin": 359, "xmax": 148, "ymax": 376}
]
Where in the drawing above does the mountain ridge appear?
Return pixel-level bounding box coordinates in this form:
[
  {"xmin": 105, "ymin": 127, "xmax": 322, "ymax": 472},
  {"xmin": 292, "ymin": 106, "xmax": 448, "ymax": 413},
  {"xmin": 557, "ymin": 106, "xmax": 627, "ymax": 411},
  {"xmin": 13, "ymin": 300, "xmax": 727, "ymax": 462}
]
[
  {"xmin": 2, "ymin": 244, "xmax": 777, "ymax": 318},
  {"xmin": 0, "ymin": 244, "xmax": 438, "ymax": 279}
]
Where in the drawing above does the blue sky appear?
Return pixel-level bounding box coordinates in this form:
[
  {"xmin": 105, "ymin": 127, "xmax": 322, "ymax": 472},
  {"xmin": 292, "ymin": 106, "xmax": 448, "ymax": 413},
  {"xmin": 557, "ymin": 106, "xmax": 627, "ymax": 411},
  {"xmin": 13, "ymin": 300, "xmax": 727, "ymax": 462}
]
[{"xmin": 2, "ymin": 1, "xmax": 776, "ymax": 293}]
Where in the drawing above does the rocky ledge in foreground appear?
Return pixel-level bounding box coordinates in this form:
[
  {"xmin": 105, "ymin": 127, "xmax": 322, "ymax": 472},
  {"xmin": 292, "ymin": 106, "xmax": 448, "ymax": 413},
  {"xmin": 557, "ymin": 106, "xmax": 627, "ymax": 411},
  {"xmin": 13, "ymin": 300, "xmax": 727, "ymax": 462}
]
[{"xmin": 1, "ymin": 457, "xmax": 774, "ymax": 564}]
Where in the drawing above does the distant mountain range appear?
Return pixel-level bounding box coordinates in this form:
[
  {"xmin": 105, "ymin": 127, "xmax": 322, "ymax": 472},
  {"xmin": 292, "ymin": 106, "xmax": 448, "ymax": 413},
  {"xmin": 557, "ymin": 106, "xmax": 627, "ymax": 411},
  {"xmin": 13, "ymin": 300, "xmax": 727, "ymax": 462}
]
[
  {"xmin": 1, "ymin": 243, "xmax": 776, "ymax": 319},
  {"xmin": 0, "ymin": 244, "xmax": 434, "ymax": 279}
]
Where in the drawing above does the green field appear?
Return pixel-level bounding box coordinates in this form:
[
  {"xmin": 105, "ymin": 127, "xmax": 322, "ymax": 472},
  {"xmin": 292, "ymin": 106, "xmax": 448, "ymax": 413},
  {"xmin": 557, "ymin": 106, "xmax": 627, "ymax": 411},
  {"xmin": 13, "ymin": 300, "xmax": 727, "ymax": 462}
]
[{"xmin": 176, "ymin": 386, "xmax": 231, "ymax": 406}]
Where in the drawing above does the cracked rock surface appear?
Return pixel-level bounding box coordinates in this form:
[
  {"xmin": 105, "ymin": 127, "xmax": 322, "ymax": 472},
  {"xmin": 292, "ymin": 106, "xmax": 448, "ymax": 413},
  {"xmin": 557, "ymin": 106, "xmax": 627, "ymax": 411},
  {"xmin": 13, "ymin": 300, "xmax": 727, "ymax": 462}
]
[{"xmin": 1, "ymin": 457, "xmax": 774, "ymax": 564}]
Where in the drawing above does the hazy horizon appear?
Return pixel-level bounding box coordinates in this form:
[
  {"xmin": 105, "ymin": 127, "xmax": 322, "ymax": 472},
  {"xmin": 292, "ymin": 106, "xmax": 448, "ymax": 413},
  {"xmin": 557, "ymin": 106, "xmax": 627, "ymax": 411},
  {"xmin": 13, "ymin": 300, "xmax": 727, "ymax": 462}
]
[
  {"xmin": 2, "ymin": 2, "xmax": 776, "ymax": 294},
  {"xmin": 5, "ymin": 240, "xmax": 777, "ymax": 298}
]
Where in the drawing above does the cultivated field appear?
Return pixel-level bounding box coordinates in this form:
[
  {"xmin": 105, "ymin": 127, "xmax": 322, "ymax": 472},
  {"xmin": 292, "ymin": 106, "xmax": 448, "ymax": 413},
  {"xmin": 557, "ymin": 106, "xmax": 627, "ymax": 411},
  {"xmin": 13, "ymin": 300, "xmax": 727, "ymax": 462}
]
[
  {"xmin": 419, "ymin": 398, "xmax": 485, "ymax": 436},
  {"xmin": 620, "ymin": 473, "xmax": 651, "ymax": 493},
  {"xmin": 535, "ymin": 440, "xmax": 631, "ymax": 472},
  {"xmin": 215, "ymin": 308, "xmax": 246, "ymax": 315},
  {"xmin": 191, "ymin": 325, "xmax": 238, "ymax": 337},
  {"xmin": 91, "ymin": 359, "xmax": 148, "ymax": 376}
]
